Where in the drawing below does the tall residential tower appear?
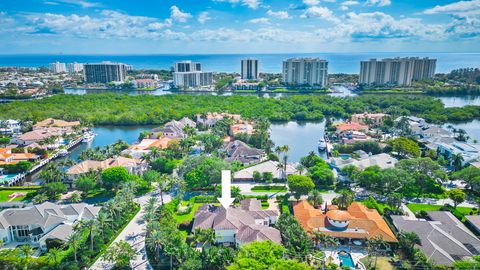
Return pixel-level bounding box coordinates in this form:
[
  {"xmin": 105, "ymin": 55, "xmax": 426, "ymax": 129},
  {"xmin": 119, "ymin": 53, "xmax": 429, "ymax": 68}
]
[
  {"xmin": 282, "ymin": 58, "xmax": 328, "ymax": 87},
  {"xmin": 241, "ymin": 59, "xmax": 259, "ymax": 80},
  {"xmin": 173, "ymin": 61, "xmax": 213, "ymax": 89},
  {"xmin": 359, "ymin": 57, "xmax": 436, "ymax": 86},
  {"xmin": 83, "ymin": 62, "xmax": 128, "ymax": 83}
]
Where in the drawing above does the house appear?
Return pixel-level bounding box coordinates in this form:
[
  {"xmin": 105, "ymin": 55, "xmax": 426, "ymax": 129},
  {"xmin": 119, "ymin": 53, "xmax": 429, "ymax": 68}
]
[
  {"xmin": 125, "ymin": 138, "xmax": 175, "ymax": 158},
  {"xmin": 14, "ymin": 127, "xmax": 71, "ymax": 146},
  {"xmin": 132, "ymin": 78, "xmax": 158, "ymax": 89},
  {"xmin": 392, "ymin": 211, "xmax": 480, "ymax": 266},
  {"xmin": 0, "ymin": 148, "xmax": 39, "ymax": 165},
  {"xmin": 334, "ymin": 122, "xmax": 369, "ymax": 133},
  {"xmin": 32, "ymin": 118, "xmax": 81, "ymax": 130},
  {"xmin": 294, "ymin": 200, "xmax": 398, "ymax": 245},
  {"xmin": 351, "ymin": 113, "xmax": 387, "ymax": 126},
  {"xmin": 66, "ymin": 156, "xmax": 147, "ymax": 181},
  {"xmin": 0, "ymin": 202, "xmax": 100, "ymax": 250},
  {"xmin": 151, "ymin": 117, "xmax": 196, "ymax": 139},
  {"xmin": 340, "ymin": 131, "xmax": 372, "ymax": 144},
  {"xmin": 0, "ymin": 120, "xmax": 22, "ymax": 135},
  {"xmin": 437, "ymin": 142, "xmax": 480, "ymax": 166},
  {"xmin": 222, "ymin": 140, "xmax": 264, "ymax": 165},
  {"xmin": 230, "ymin": 122, "xmax": 254, "ymax": 136},
  {"xmin": 192, "ymin": 199, "xmax": 280, "ymax": 246},
  {"xmin": 233, "ymin": 160, "xmax": 298, "ymax": 181},
  {"xmin": 329, "ymin": 152, "xmax": 397, "ymax": 170},
  {"xmin": 196, "ymin": 112, "xmax": 242, "ymax": 127},
  {"xmin": 465, "ymin": 215, "xmax": 480, "ymax": 234}
]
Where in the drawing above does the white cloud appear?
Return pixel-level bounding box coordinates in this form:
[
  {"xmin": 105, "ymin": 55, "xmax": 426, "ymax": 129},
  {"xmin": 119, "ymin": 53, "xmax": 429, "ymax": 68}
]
[
  {"xmin": 267, "ymin": 10, "xmax": 290, "ymax": 19},
  {"xmin": 45, "ymin": 0, "xmax": 99, "ymax": 8},
  {"xmin": 366, "ymin": 0, "xmax": 391, "ymax": 7},
  {"xmin": 213, "ymin": 0, "xmax": 262, "ymax": 9},
  {"xmin": 198, "ymin": 11, "xmax": 211, "ymax": 24},
  {"xmin": 170, "ymin": 6, "xmax": 191, "ymax": 23},
  {"xmin": 301, "ymin": 6, "xmax": 340, "ymax": 23},
  {"xmin": 303, "ymin": 0, "xmax": 320, "ymax": 6},
  {"xmin": 249, "ymin": 17, "xmax": 270, "ymax": 24},
  {"xmin": 342, "ymin": 0, "xmax": 359, "ymax": 6},
  {"xmin": 424, "ymin": 0, "xmax": 480, "ymax": 15}
]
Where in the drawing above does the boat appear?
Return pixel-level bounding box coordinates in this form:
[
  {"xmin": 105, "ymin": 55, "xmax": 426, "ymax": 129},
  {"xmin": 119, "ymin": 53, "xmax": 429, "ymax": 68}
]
[
  {"xmin": 58, "ymin": 149, "xmax": 68, "ymax": 157},
  {"xmin": 82, "ymin": 132, "xmax": 96, "ymax": 143},
  {"xmin": 318, "ymin": 138, "xmax": 327, "ymax": 151}
]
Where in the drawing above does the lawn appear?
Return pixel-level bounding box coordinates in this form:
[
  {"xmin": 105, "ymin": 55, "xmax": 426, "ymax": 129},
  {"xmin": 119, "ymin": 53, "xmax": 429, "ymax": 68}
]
[
  {"xmin": 0, "ymin": 189, "xmax": 37, "ymax": 202},
  {"xmin": 174, "ymin": 202, "xmax": 203, "ymax": 224},
  {"xmin": 251, "ymin": 185, "xmax": 288, "ymax": 192},
  {"xmin": 407, "ymin": 203, "xmax": 476, "ymax": 215},
  {"xmin": 360, "ymin": 256, "xmax": 394, "ymax": 270}
]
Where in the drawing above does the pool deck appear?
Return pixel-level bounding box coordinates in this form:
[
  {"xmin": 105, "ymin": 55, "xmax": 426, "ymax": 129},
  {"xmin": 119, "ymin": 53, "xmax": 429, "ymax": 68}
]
[{"xmin": 324, "ymin": 247, "xmax": 367, "ymax": 270}]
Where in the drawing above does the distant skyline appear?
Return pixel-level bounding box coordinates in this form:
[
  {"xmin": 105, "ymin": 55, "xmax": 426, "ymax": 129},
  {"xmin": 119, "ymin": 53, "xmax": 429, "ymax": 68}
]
[{"xmin": 0, "ymin": 0, "xmax": 479, "ymax": 54}]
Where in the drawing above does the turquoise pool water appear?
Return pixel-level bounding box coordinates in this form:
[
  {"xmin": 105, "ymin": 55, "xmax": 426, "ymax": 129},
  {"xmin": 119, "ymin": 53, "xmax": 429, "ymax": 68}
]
[
  {"xmin": 0, "ymin": 174, "xmax": 17, "ymax": 184},
  {"xmin": 338, "ymin": 251, "xmax": 355, "ymax": 269},
  {"xmin": 339, "ymin": 154, "xmax": 350, "ymax": 160}
]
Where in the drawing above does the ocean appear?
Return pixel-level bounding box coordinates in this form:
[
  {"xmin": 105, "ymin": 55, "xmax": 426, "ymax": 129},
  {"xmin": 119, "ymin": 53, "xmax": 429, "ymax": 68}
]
[{"xmin": 1, "ymin": 52, "xmax": 479, "ymax": 74}]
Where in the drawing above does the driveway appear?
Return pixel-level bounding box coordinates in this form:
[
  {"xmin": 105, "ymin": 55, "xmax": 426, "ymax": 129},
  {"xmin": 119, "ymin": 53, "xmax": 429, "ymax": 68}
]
[{"xmin": 90, "ymin": 190, "xmax": 171, "ymax": 270}]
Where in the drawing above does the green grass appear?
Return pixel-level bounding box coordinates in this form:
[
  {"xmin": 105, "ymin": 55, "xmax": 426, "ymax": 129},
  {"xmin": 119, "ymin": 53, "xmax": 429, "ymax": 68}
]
[
  {"xmin": 173, "ymin": 202, "xmax": 203, "ymax": 224},
  {"xmin": 251, "ymin": 185, "xmax": 287, "ymax": 192},
  {"xmin": 0, "ymin": 189, "xmax": 36, "ymax": 202},
  {"xmin": 407, "ymin": 203, "xmax": 477, "ymax": 218}
]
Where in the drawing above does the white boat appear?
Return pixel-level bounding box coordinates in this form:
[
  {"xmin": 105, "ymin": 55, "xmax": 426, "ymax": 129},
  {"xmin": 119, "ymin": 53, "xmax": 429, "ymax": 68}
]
[
  {"xmin": 58, "ymin": 149, "xmax": 68, "ymax": 157},
  {"xmin": 318, "ymin": 138, "xmax": 327, "ymax": 151},
  {"xmin": 82, "ymin": 132, "xmax": 96, "ymax": 143}
]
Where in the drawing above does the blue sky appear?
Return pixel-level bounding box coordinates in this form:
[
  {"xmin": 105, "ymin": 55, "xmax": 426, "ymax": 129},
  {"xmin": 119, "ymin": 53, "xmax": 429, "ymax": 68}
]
[{"xmin": 0, "ymin": 0, "xmax": 479, "ymax": 54}]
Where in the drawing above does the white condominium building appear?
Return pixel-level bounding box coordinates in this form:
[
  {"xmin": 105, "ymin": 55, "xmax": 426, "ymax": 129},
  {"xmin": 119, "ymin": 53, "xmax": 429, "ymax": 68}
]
[
  {"xmin": 241, "ymin": 59, "xmax": 259, "ymax": 80},
  {"xmin": 49, "ymin": 62, "xmax": 67, "ymax": 73},
  {"xmin": 173, "ymin": 61, "xmax": 213, "ymax": 88},
  {"xmin": 282, "ymin": 58, "xmax": 328, "ymax": 87},
  {"xmin": 359, "ymin": 57, "xmax": 436, "ymax": 87},
  {"xmin": 67, "ymin": 62, "xmax": 84, "ymax": 74}
]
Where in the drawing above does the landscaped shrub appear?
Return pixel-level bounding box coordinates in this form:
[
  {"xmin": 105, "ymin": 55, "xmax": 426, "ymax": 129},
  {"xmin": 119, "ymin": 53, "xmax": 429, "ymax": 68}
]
[{"xmin": 251, "ymin": 185, "xmax": 287, "ymax": 191}]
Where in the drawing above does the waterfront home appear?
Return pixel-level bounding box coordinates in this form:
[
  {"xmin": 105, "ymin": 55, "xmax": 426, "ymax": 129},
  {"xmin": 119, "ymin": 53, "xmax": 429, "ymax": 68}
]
[
  {"xmin": 0, "ymin": 202, "xmax": 100, "ymax": 250},
  {"xmin": 13, "ymin": 127, "xmax": 74, "ymax": 146},
  {"xmin": 66, "ymin": 156, "xmax": 147, "ymax": 181},
  {"xmin": 294, "ymin": 200, "xmax": 398, "ymax": 245},
  {"xmin": 329, "ymin": 152, "xmax": 397, "ymax": 171},
  {"xmin": 340, "ymin": 131, "xmax": 372, "ymax": 144},
  {"xmin": 151, "ymin": 117, "xmax": 196, "ymax": 139},
  {"xmin": 0, "ymin": 120, "xmax": 22, "ymax": 135},
  {"xmin": 221, "ymin": 140, "xmax": 264, "ymax": 165},
  {"xmin": 196, "ymin": 112, "xmax": 242, "ymax": 127},
  {"xmin": 229, "ymin": 122, "xmax": 254, "ymax": 136},
  {"xmin": 232, "ymin": 81, "xmax": 260, "ymax": 90},
  {"xmin": 125, "ymin": 138, "xmax": 175, "ymax": 158},
  {"xmin": 132, "ymin": 78, "xmax": 158, "ymax": 89},
  {"xmin": 33, "ymin": 118, "xmax": 81, "ymax": 130},
  {"xmin": 233, "ymin": 160, "xmax": 298, "ymax": 181},
  {"xmin": 351, "ymin": 112, "xmax": 388, "ymax": 126},
  {"xmin": 437, "ymin": 141, "xmax": 480, "ymax": 166},
  {"xmin": 465, "ymin": 215, "xmax": 480, "ymax": 234},
  {"xmin": 334, "ymin": 122, "xmax": 369, "ymax": 133},
  {"xmin": 392, "ymin": 211, "xmax": 480, "ymax": 266},
  {"xmin": 192, "ymin": 199, "xmax": 280, "ymax": 246},
  {"xmin": 0, "ymin": 148, "xmax": 39, "ymax": 165}
]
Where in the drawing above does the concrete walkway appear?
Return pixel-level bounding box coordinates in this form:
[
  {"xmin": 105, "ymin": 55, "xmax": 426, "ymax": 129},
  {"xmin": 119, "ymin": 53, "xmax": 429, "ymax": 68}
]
[{"xmin": 90, "ymin": 190, "xmax": 171, "ymax": 270}]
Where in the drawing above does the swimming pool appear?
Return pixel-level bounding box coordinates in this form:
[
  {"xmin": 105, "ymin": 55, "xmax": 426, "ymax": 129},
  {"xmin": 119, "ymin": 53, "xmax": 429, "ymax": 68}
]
[
  {"xmin": 0, "ymin": 174, "xmax": 17, "ymax": 184},
  {"xmin": 338, "ymin": 251, "xmax": 355, "ymax": 269}
]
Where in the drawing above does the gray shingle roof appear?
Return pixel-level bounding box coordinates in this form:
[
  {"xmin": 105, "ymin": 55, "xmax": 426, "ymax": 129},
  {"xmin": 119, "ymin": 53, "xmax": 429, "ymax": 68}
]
[
  {"xmin": 392, "ymin": 211, "xmax": 480, "ymax": 266},
  {"xmin": 192, "ymin": 199, "xmax": 280, "ymax": 244}
]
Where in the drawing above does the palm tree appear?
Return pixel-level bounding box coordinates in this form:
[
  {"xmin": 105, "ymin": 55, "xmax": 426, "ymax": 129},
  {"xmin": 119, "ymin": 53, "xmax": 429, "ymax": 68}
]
[
  {"xmin": 150, "ymin": 147, "xmax": 161, "ymax": 160},
  {"xmin": 46, "ymin": 247, "xmax": 62, "ymax": 267},
  {"xmin": 146, "ymin": 230, "xmax": 163, "ymax": 263},
  {"xmin": 398, "ymin": 231, "xmax": 421, "ymax": 257},
  {"xmin": 193, "ymin": 228, "xmax": 216, "ymax": 247},
  {"xmin": 66, "ymin": 232, "xmax": 81, "ymax": 263},
  {"xmin": 19, "ymin": 244, "xmax": 33, "ymax": 269},
  {"xmin": 336, "ymin": 190, "xmax": 354, "ymax": 210},
  {"xmin": 452, "ymin": 153, "xmax": 464, "ymax": 171},
  {"xmin": 81, "ymin": 219, "xmax": 98, "ymax": 251},
  {"xmin": 96, "ymin": 212, "xmax": 111, "ymax": 242},
  {"xmin": 308, "ymin": 190, "xmax": 324, "ymax": 209},
  {"xmin": 157, "ymin": 174, "xmax": 174, "ymax": 205},
  {"xmin": 103, "ymin": 240, "xmax": 138, "ymax": 269},
  {"xmin": 311, "ymin": 230, "xmax": 326, "ymax": 249},
  {"xmin": 366, "ymin": 236, "xmax": 388, "ymax": 269},
  {"xmin": 296, "ymin": 164, "xmax": 306, "ymax": 175}
]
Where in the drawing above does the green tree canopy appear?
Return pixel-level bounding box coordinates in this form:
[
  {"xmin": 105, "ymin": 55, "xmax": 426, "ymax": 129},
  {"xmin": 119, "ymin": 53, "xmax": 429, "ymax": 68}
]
[
  {"xmin": 101, "ymin": 166, "xmax": 130, "ymax": 191},
  {"xmin": 288, "ymin": 175, "xmax": 315, "ymax": 200}
]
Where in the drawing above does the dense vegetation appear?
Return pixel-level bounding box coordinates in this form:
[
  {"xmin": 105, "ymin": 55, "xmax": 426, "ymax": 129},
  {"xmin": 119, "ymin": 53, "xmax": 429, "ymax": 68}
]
[{"xmin": 2, "ymin": 93, "xmax": 480, "ymax": 125}]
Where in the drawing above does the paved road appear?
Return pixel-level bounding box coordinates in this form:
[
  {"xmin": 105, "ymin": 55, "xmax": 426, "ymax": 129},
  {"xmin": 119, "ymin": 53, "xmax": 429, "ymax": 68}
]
[{"xmin": 90, "ymin": 190, "xmax": 171, "ymax": 270}]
